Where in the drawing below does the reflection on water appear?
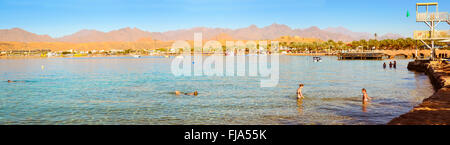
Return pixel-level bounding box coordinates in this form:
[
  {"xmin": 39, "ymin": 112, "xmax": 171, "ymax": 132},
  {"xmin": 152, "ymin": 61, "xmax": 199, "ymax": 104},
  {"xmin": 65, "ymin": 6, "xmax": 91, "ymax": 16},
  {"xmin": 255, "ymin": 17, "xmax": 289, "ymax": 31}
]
[
  {"xmin": 0, "ymin": 56, "xmax": 434, "ymax": 124},
  {"xmin": 296, "ymin": 99, "xmax": 303, "ymax": 115}
]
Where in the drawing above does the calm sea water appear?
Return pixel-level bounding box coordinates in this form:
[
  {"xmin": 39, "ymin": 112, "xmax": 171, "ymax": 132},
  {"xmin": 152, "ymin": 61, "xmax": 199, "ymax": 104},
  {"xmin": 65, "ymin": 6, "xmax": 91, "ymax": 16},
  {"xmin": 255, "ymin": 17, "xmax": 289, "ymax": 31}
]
[{"xmin": 0, "ymin": 56, "xmax": 434, "ymax": 125}]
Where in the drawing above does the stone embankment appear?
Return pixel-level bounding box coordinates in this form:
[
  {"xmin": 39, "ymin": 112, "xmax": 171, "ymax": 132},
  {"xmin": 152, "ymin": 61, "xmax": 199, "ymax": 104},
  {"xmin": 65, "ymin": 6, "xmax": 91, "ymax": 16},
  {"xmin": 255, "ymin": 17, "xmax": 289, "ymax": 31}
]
[{"xmin": 388, "ymin": 60, "xmax": 450, "ymax": 125}]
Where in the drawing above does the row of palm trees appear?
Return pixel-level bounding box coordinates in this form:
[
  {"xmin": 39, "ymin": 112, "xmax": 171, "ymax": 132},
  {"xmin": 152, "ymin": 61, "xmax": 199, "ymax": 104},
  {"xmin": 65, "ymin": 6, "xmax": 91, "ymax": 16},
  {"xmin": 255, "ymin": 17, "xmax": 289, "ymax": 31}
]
[{"xmin": 280, "ymin": 38, "xmax": 448, "ymax": 52}]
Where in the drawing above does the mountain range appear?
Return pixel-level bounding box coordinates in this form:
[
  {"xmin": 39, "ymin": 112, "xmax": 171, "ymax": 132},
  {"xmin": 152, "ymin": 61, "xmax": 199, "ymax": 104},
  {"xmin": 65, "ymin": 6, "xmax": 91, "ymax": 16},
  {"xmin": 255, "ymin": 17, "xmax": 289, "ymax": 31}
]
[{"xmin": 0, "ymin": 23, "xmax": 404, "ymax": 43}]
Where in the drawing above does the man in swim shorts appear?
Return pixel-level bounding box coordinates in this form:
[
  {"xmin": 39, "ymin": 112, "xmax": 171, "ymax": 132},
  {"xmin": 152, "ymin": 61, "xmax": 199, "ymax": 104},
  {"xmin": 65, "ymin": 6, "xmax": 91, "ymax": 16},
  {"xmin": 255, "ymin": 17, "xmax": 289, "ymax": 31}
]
[
  {"xmin": 362, "ymin": 88, "xmax": 371, "ymax": 104},
  {"xmin": 297, "ymin": 84, "xmax": 304, "ymax": 99}
]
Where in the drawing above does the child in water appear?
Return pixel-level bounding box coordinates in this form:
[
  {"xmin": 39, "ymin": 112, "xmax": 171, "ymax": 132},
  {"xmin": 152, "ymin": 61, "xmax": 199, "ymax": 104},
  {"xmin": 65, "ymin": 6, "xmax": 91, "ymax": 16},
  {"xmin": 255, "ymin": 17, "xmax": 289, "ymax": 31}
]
[
  {"xmin": 362, "ymin": 88, "xmax": 371, "ymax": 103},
  {"xmin": 297, "ymin": 84, "xmax": 304, "ymax": 99}
]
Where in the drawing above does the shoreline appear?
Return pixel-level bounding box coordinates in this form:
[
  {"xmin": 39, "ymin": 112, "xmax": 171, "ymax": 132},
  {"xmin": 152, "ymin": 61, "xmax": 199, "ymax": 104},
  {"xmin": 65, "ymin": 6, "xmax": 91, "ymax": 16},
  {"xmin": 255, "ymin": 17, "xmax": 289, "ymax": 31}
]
[{"xmin": 388, "ymin": 60, "xmax": 450, "ymax": 125}]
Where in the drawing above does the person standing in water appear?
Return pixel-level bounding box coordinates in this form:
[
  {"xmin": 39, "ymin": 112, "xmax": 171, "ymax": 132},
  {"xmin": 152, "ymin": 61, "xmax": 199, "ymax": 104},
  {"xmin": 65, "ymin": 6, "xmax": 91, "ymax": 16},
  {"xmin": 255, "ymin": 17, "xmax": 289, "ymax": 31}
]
[
  {"xmin": 362, "ymin": 88, "xmax": 371, "ymax": 104},
  {"xmin": 389, "ymin": 62, "xmax": 393, "ymax": 68},
  {"xmin": 297, "ymin": 84, "xmax": 304, "ymax": 99},
  {"xmin": 383, "ymin": 62, "xmax": 386, "ymax": 69},
  {"xmin": 393, "ymin": 61, "xmax": 397, "ymax": 68}
]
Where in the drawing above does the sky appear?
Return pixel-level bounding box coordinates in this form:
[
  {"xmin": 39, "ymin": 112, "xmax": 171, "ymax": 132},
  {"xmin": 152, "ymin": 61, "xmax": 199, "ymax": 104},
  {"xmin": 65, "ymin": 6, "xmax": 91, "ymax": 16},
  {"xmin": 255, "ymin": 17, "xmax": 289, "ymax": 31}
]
[{"xmin": 0, "ymin": 0, "xmax": 449, "ymax": 38}]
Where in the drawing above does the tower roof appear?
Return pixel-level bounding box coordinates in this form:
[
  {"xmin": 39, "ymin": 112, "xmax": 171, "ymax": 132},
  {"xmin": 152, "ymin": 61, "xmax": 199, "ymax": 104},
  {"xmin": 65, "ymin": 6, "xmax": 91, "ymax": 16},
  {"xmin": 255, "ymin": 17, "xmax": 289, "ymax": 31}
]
[{"xmin": 416, "ymin": 2, "xmax": 438, "ymax": 6}]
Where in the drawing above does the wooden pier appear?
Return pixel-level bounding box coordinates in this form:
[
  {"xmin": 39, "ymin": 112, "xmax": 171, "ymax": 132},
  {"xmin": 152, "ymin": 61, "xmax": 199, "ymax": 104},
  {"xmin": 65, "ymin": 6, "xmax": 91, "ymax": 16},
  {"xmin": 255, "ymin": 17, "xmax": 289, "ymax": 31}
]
[{"xmin": 338, "ymin": 52, "xmax": 386, "ymax": 60}]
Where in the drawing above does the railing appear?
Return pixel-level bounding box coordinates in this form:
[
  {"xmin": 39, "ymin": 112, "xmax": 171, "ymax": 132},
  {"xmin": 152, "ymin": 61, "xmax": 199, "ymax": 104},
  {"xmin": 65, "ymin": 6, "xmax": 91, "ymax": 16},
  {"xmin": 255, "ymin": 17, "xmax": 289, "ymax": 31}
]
[
  {"xmin": 413, "ymin": 30, "xmax": 450, "ymax": 39},
  {"xmin": 416, "ymin": 12, "xmax": 449, "ymax": 21}
]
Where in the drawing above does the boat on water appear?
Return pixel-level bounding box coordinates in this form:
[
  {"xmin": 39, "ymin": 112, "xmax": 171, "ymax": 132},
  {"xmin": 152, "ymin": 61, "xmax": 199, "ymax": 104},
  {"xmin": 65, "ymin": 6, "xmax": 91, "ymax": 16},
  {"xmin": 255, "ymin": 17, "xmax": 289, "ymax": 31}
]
[
  {"xmin": 313, "ymin": 56, "xmax": 322, "ymax": 62},
  {"xmin": 132, "ymin": 55, "xmax": 141, "ymax": 58},
  {"xmin": 225, "ymin": 52, "xmax": 235, "ymax": 56},
  {"xmin": 45, "ymin": 52, "xmax": 57, "ymax": 57}
]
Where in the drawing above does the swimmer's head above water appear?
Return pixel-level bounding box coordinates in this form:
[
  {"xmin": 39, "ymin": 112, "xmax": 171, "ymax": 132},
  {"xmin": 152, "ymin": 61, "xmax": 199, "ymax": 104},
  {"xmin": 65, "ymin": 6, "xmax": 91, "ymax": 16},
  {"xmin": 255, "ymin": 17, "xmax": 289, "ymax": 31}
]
[
  {"xmin": 188, "ymin": 91, "xmax": 198, "ymax": 96},
  {"xmin": 175, "ymin": 91, "xmax": 198, "ymax": 96}
]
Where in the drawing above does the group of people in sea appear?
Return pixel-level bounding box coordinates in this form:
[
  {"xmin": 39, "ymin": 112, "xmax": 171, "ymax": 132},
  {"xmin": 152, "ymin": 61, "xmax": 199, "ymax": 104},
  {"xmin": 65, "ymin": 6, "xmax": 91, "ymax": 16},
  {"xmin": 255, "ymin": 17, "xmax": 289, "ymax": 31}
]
[
  {"xmin": 297, "ymin": 83, "xmax": 371, "ymax": 104},
  {"xmin": 8, "ymin": 79, "xmax": 373, "ymax": 113},
  {"xmin": 174, "ymin": 82, "xmax": 373, "ymax": 106},
  {"xmin": 383, "ymin": 61, "xmax": 397, "ymax": 69}
]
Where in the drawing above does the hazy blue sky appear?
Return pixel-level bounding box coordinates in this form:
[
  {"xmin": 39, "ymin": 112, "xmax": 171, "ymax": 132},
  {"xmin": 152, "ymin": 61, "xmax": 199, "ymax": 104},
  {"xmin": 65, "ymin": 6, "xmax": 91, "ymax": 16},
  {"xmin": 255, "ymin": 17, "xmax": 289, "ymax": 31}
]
[{"xmin": 0, "ymin": 0, "xmax": 448, "ymax": 37}]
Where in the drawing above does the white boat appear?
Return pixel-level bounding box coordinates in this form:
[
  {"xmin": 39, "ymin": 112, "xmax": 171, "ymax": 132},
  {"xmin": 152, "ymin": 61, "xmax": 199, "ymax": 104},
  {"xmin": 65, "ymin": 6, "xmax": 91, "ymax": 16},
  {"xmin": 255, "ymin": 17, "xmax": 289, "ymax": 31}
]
[
  {"xmin": 225, "ymin": 52, "xmax": 235, "ymax": 56},
  {"xmin": 46, "ymin": 52, "xmax": 57, "ymax": 57},
  {"xmin": 132, "ymin": 55, "xmax": 141, "ymax": 58},
  {"xmin": 313, "ymin": 57, "xmax": 322, "ymax": 62}
]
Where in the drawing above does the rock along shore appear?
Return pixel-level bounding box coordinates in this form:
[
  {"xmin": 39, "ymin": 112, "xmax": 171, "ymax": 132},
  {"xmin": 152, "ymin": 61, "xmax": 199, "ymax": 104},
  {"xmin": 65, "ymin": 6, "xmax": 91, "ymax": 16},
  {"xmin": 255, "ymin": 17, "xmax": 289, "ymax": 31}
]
[{"xmin": 388, "ymin": 60, "xmax": 450, "ymax": 125}]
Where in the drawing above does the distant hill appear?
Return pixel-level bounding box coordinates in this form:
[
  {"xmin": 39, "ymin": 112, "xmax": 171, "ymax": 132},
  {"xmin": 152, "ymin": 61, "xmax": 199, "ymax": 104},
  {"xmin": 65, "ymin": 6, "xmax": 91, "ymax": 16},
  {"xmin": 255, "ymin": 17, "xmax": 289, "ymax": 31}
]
[
  {"xmin": 324, "ymin": 26, "xmax": 373, "ymax": 40},
  {"xmin": 378, "ymin": 33, "xmax": 405, "ymax": 40},
  {"xmin": 57, "ymin": 27, "xmax": 153, "ymax": 42},
  {"xmin": 274, "ymin": 36, "xmax": 322, "ymax": 43},
  {"xmin": 0, "ymin": 24, "xmax": 405, "ymax": 42},
  {"xmin": 0, "ymin": 28, "xmax": 55, "ymax": 42},
  {"xmin": 323, "ymin": 26, "xmax": 404, "ymax": 40},
  {"xmin": 208, "ymin": 33, "xmax": 234, "ymax": 41}
]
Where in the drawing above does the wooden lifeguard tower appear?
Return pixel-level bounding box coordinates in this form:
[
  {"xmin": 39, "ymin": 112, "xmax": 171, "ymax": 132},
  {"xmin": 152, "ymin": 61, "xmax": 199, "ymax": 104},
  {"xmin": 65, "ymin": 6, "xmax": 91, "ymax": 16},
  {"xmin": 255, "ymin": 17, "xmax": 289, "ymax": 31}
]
[{"xmin": 414, "ymin": 2, "xmax": 449, "ymax": 60}]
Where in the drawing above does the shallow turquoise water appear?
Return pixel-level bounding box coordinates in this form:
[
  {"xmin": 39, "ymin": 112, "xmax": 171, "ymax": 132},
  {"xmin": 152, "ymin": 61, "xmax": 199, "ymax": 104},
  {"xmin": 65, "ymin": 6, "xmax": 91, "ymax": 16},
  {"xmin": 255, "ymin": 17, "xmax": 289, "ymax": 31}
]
[{"xmin": 0, "ymin": 56, "xmax": 434, "ymax": 124}]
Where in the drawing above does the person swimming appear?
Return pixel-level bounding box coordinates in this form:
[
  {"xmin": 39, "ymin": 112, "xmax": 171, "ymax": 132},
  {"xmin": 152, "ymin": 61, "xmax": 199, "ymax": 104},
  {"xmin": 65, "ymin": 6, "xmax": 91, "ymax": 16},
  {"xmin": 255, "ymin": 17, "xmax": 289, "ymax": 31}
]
[
  {"xmin": 7, "ymin": 80, "xmax": 27, "ymax": 83},
  {"xmin": 297, "ymin": 84, "xmax": 304, "ymax": 99},
  {"xmin": 362, "ymin": 88, "xmax": 371, "ymax": 104},
  {"xmin": 175, "ymin": 91, "xmax": 198, "ymax": 96}
]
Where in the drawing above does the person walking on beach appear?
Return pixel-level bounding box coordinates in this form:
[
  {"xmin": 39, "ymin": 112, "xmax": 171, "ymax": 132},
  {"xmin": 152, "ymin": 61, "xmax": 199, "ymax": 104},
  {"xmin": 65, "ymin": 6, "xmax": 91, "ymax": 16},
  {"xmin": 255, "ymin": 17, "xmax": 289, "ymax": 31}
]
[
  {"xmin": 362, "ymin": 88, "xmax": 371, "ymax": 104},
  {"xmin": 297, "ymin": 84, "xmax": 304, "ymax": 99},
  {"xmin": 383, "ymin": 62, "xmax": 386, "ymax": 69}
]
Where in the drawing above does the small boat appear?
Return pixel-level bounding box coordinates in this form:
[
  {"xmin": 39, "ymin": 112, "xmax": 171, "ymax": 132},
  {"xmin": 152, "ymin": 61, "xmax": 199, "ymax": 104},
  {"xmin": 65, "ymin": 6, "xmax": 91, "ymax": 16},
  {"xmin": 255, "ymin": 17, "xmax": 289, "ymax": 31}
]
[
  {"xmin": 132, "ymin": 55, "xmax": 141, "ymax": 58},
  {"xmin": 225, "ymin": 52, "xmax": 235, "ymax": 56},
  {"xmin": 313, "ymin": 56, "xmax": 322, "ymax": 62}
]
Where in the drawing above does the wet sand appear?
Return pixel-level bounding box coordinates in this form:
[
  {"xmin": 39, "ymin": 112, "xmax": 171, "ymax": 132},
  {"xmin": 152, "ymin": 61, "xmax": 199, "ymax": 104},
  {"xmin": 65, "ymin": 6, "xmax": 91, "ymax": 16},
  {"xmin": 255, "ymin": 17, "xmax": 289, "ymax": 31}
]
[{"xmin": 389, "ymin": 60, "xmax": 450, "ymax": 125}]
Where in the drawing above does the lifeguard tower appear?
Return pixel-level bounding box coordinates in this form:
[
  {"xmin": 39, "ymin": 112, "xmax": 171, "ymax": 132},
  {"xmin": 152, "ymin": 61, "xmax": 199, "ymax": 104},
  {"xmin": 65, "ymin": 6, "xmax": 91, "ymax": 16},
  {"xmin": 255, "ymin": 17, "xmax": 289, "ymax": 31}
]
[{"xmin": 414, "ymin": 2, "xmax": 449, "ymax": 60}]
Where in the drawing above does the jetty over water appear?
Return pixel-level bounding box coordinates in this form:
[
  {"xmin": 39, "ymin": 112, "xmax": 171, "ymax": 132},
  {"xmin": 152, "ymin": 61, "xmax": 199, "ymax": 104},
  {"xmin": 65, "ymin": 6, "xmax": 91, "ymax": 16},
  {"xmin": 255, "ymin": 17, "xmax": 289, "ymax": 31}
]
[{"xmin": 338, "ymin": 52, "xmax": 386, "ymax": 60}]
